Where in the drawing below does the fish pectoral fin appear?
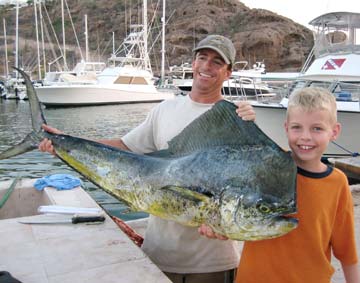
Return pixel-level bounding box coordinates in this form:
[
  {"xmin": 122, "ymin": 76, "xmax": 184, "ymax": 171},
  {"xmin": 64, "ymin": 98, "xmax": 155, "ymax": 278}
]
[{"xmin": 160, "ymin": 185, "xmax": 212, "ymax": 202}]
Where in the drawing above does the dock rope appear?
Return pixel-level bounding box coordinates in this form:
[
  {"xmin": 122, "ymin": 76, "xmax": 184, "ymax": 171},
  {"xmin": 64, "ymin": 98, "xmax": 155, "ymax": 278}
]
[
  {"xmin": 331, "ymin": 141, "xmax": 359, "ymax": 157},
  {"xmin": 0, "ymin": 177, "xmax": 20, "ymax": 209}
]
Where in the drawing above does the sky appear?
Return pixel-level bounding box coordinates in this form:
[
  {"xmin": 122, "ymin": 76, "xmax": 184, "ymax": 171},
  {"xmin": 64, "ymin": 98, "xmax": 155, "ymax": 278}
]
[
  {"xmin": 240, "ymin": 0, "xmax": 360, "ymax": 28},
  {"xmin": 1, "ymin": 0, "xmax": 359, "ymax": 28}
]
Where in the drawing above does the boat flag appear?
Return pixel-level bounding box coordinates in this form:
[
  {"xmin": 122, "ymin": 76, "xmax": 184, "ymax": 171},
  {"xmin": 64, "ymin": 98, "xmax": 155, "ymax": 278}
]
[{"xmin": 321, "ymin": 58, "xmax": 346, "ymax": 70}]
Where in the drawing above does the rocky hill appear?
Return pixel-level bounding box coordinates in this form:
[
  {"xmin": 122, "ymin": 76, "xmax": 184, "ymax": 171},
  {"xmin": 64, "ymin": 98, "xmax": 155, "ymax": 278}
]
[{"xmin": 0, "ymin": 0, "xmax": 313, "ymax": 77}]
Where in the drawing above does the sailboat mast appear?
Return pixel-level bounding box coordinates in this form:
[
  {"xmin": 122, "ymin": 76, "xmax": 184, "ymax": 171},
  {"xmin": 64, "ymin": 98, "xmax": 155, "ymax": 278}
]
[
  {"xmin": 143, "ymin": 0, "xmax": 148, "ymax": 62},
  {"xmin": 15, "ymin": 0, "xmax": 19, "ymax": 79},
  {"xmin": 160, "ymin": 0, "xmax": 166, "ymax": 85},
  {"xmin": 34, "ymin": 0, "xmax": 41, "ymax": 80},
  {"xmin": 38, "ymin": 1, "xmax": 46, "ymax": 73},
  {"xmin": 143, "ymin": 0, "xmax": 151, "ymax": 72},
  {"xmin": 3, "ymin": 18, "xmax": 9, "ymax": 79},
  {"xmin": 85, "ymin": 14, "xmax": 89, "ymax": 62},
  {"xmin": 61, "ymin": 0, "xmax": 67, "ymax": 70}
]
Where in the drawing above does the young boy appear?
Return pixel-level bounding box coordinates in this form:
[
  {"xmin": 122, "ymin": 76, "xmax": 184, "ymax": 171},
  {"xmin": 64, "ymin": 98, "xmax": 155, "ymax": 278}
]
[
  {"xmin": 199, "ymin": 87, "xmax": 360, "ymax": 282},
  {"xmin": 235, "ymin": 87, "xmax": 360, "ymax": 282}
]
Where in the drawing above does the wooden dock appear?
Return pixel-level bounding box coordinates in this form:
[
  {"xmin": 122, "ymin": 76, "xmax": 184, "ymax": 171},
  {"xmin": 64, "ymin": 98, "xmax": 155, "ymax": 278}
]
[{"xmin": 0, "ymin": 179, "xmax": 171, "ymax": 283}]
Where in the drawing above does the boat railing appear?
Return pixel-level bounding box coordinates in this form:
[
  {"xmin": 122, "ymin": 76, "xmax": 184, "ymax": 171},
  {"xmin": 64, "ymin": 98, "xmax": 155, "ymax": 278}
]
[
  {"xmin": 275, "ymin": 79, "xmax": 360, "ymax": 109},
  {"xmin": 223, "ymin": 75, "xmax": 283, "ymax": 103},
  {"xmin": 301, "ymin": 46, "xmax": 315, "ymax": 74}
]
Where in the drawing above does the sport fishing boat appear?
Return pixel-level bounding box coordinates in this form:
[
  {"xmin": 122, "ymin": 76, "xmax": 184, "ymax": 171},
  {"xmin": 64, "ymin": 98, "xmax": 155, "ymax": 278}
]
[
  {"xmin": 170, "ymin": 61, "xmax": 277, "ymax": 98},
  {"xmin": 36, "ymin": 2, "xmax": 174, "ymax": 107},
  {"xmin": 250, "ymin": 12, "xmax": 360, "ymax": 157}
]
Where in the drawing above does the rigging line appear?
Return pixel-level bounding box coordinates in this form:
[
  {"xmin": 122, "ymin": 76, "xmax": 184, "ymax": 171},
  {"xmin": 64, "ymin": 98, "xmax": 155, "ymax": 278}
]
[
  {"xmin": 24, "ymin": 55, "xmax": 38, "ymax": 71},
  {"xmin": 147, "ymin": 0, "xmax": 161, "ymax": 35},
  {"xmin": 99, "ymin": 37, "xmax": 113, "ymax": 58},
  {"xmin": 42, "ymin": 2, "xmax": 65, "ymax": 70},
  {"xmin": 64, "ymin": 0, "xmax": 84, "ymax": 61},
  {"xmin": 147, "ymin": 9, "xmax": 175, "ymax": 55},
  {"xmin": 42, "ymin": 15, "xmax": 62, "ymax": 72},
  {"xmin": 331, "ymin": 140, "xmax": 359, "ymax": 157}
]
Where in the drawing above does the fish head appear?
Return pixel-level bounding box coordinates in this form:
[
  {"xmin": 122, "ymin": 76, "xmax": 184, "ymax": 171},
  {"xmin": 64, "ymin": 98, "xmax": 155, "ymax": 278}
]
[{"xmin": 217, "ymin": 188, "xmax": 298, "ymax": 241}]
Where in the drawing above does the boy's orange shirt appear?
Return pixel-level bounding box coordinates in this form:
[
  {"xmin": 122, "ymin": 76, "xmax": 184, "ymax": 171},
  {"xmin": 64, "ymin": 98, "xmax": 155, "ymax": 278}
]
[{"xmin": 236, "ymin": 167, "xmax": 358, "ymax": 283}]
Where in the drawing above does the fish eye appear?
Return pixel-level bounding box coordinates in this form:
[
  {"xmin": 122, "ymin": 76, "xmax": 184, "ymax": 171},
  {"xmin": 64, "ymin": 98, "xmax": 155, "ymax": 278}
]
[{"xmin": 257, "ymin": 203, "xmax": 271, "ymax": 214}]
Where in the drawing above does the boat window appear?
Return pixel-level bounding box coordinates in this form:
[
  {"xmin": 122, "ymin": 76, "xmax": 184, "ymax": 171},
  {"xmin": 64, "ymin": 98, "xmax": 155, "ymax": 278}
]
[
  {"xmin": 308, "ymin": 81, "xmax": 332, "ymax": 89},
  {"xmin": 184, "ymin": 72, "xmax": 193, "ymax": 79},
  {"xmin": 114, "ymin": 76, "xmax": 149, "ymax": 85},
  {"xmin": 290, "ymin": 81, "xmax": 310, "ymax": 93},
  {"xmin": 334, "ymin": 82, "xmax": 360, "ymax": 101}
]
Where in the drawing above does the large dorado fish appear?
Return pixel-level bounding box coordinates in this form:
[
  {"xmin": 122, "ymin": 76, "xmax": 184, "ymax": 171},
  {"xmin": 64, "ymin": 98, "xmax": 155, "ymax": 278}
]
[{"xmin": 0, "ymin": 68, "xmax": 298, "ymax": 241}]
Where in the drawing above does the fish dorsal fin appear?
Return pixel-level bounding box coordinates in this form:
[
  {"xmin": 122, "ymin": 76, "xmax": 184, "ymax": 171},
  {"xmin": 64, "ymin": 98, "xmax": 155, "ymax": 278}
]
[{"xmin": 153, "ymin": 100, "xmax": 279, "ymax": 158}]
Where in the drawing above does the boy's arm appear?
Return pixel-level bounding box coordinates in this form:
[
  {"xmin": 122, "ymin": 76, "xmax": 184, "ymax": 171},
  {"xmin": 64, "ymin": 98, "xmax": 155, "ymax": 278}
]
[{"xmin": 342, "ymin": 262, "xmax": 360, "ymax": 283}]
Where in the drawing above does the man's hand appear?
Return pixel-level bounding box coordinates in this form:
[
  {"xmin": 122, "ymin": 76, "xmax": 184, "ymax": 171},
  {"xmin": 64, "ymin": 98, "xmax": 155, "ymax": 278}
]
[
  {"xmin": 198, "ymin": 224, "xmax": 228, "ymax": 240},
  {"xmin": 236, "ymin": 101, "xmax": 256, "ymax": 121},
  {"xmin": 38, "ymin": 124, "xmax": 63, "ymax": 155}
]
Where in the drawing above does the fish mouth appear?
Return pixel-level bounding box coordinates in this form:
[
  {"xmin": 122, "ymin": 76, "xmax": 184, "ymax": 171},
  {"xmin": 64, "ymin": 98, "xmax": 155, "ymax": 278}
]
[
  {"xmin": 226, "ymin": 215, "xmax": 298, "ymax": 241},
  {"xmin": 273, "ymin": 215, "xmax": 298, "ymax": 225},
  {"xmin": 270, "ymin": 216, "xmax": 298, "ymax": 235}
]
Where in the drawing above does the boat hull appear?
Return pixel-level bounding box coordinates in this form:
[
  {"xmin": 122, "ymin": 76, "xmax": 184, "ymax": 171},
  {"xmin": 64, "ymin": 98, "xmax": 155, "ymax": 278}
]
[{"xmin": 36, "ymin": 84, "xmax": 175, "ymax": 106}]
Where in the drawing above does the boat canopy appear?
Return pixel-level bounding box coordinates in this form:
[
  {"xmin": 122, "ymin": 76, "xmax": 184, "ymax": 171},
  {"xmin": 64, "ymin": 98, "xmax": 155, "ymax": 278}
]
[
  {"xmin": 309, "ymin": 12, "xmax": 360, "ymax": 28},
  {"xmin": 309, "ymin": 12, "xmax": 360, "ymax": 57}
]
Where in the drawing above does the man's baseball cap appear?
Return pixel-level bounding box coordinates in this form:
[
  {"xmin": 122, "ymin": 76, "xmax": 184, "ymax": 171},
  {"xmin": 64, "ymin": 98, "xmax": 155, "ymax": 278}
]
[{"xmin": 193, "ymin": 35, "xmax": 236, "ymax": 66}]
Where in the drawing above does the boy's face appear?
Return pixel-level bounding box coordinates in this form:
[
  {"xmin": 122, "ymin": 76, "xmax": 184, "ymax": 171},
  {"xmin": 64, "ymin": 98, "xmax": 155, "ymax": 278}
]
[{"xmin": 284, "ymin": 106, "xmax": 341, "ymax": 171}]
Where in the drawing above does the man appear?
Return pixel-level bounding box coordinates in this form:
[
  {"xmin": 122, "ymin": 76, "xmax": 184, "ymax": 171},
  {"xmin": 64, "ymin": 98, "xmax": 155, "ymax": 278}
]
[{"xmin": 40, "ymin": 35, "xmax": 255, "ymax": 283}]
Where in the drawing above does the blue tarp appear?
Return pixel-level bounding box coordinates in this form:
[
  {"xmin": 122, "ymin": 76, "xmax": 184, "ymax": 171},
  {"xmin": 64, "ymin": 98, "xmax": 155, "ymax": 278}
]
[{"xmin": 34, "ymin": 174, "xmax": 82, "ymax": 191}]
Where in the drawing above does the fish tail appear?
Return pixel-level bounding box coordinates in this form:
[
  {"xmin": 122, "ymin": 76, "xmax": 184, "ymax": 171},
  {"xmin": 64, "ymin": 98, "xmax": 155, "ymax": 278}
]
[
  {"xmin": 0, "ymin": 133, "xmax": 39, "ymax": 160},
  {"xmin": 0, "ymin": 68, "xmax": 46, "ymax": 160},
  {"xmin": 15, "ymin": 67, "xmax": 47, "ymax": 130}
]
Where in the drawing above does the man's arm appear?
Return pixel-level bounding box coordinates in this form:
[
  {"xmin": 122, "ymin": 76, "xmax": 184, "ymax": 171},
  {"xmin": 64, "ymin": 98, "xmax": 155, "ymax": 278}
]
[{"xmin": 342, "ymin": 262, "xmax": 360, "ymax": 283}]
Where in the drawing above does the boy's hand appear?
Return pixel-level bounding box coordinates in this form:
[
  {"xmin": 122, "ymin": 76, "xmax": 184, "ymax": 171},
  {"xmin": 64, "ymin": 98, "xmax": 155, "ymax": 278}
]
[
  {"xmin": 198, "ymin": 224, "xmax": 228, "ymax": 240},
  {"xmin": 38, "ymin": 124, "xmax": 63, "ymax": 156},
  {"xmin": 236, "ymin": 101, "xmax": 256, "ymax": 121}
]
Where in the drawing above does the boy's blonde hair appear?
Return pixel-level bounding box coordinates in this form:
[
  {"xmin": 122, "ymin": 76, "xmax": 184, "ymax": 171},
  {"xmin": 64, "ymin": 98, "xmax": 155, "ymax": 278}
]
[{"xmin": 286, "ymin": 87, "xmax": 338, "ymax": 123}]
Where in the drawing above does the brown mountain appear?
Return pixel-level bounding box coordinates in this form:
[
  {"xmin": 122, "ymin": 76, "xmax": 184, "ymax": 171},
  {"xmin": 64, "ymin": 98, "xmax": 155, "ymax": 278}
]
[{"xmin": 0, "ymin": 0, "xmax": 313, "ymax": 77}]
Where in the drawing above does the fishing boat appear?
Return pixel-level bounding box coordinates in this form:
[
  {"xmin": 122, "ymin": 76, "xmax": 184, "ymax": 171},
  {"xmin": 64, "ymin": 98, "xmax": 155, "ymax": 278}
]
[
  {"xmin": 2, "ymin": 2, "xmax": 27, "ymax": 100},
  {"xmin": 36, "ymin": 1, "xmax": 174, "ymax": 107},
  {"xmin": 0, "ymin": 177, "xmax": 171, "ymax": 282},
  {"xmin": 40, "ymin": 61, "xmax": 106, "ymax": 87},
  {"xmin": 36, "ymin": 59, "xmax": 174, "ymax": 107},
  {"xmin": 169, "ymin": 61, "xmax": 277, "ymax": 98},
  {"xmin": 250, "ymin": 12, "xmax": 360, "ymax": 157}
]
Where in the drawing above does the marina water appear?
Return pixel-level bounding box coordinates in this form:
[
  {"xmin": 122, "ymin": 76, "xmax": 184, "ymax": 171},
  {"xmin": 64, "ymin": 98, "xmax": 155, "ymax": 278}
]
[{"xmin": 0, "ymin": 99, "xmax": 155, "ymax": 220}]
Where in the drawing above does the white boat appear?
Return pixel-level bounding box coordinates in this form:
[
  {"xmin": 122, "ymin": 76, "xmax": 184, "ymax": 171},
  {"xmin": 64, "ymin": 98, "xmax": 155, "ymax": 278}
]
[
  {"xmin": 36, "ymin": 2, "xmax": 174, "ymax": 107},
  {"xmin": 2, "ymin": 2, "xmax": 27, "ymax": 100},
  {"xmin": 231, "ymin": 61, "xmax": 300, "ymax": 90},
  {"xmin": 168, "ymin": 61, "xmax": 277, "ymax": 98},
  {"xmin": 36, "ymin": 65, "xmax": 175, "ymax": 107},
  {"xmin": 4, "ymin": 76, "xmax": 27, "ymax": 100},
  {"xmin": 250, "ymin": 12, "xmax": 360, "ymax": 158},
  {"xmin": 41, "ymin": 61, "xmax": 106, "ymax": 86},
  {"xmin": 0, "ymin": 82, "xmax": 6, "ymax": 98}
]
